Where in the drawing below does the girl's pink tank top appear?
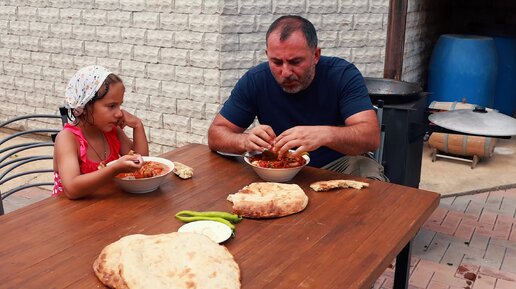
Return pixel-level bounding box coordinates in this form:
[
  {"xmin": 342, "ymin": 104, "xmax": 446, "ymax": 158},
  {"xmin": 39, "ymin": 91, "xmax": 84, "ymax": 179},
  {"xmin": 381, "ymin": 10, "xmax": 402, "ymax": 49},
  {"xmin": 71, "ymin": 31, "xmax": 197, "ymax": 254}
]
[{"xmin": 52, "ymin": 124, "xmax": 121, "ymax": 196}]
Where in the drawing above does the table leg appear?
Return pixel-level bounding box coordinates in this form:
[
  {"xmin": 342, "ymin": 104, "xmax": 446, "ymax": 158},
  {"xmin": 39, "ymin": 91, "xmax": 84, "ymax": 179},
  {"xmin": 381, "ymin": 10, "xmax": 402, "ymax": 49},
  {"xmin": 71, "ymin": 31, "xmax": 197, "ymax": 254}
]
[
  {"xmin": 0, "ymin": 196, "xmax": 4, "ymax": 215},
  {"xmin": 393, "ymin": 241, "xmax": 412, "ymax": 289}
]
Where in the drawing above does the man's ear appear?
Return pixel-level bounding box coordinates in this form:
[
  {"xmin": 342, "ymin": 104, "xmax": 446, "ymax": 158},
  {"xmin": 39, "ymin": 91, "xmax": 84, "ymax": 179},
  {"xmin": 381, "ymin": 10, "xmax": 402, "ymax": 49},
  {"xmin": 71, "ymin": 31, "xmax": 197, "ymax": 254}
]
[{"xmin": 314, "ymin": 47, "xmax": 321, "ymax": 64}]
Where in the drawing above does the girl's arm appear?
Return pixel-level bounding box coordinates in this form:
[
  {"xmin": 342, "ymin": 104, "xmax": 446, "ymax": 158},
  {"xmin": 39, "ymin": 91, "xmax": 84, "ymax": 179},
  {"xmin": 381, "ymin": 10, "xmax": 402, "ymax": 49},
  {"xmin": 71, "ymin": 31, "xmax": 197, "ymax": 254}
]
[
  {"xmin": 117, "ymin": 109, "xmax": 149, "ymax": 156},
  {"xmin": 54, "ymin": 130, "xmax": 143, "ymax": 199}
]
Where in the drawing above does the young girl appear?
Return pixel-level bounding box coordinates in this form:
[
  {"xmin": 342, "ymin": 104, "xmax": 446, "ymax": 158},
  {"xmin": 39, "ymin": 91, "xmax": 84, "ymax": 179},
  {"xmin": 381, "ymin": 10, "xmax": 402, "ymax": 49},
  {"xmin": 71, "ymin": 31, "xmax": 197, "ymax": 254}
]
[{"xmin": 53, "ymin": 65, "xmax": 149, "ymax": 199}]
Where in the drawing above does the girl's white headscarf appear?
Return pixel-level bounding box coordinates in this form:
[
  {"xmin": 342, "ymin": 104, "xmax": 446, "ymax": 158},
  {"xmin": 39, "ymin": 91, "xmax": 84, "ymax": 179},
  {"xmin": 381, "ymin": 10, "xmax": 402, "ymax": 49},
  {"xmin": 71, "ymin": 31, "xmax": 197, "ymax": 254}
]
[{"xmin": 65, "ymin": 65, "xmax": 112, "ymax": 116}]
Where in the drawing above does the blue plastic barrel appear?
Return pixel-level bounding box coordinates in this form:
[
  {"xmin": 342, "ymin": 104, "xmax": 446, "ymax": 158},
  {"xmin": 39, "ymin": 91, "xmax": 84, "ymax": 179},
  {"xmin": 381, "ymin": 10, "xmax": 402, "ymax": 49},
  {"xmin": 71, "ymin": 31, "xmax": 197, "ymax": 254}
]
[
  {"xmin": 428, "ymin": 34, "xmax": 498, "ymax": 107},
  {"xmin": 492, "ymin": 37, "xmax": 516, "ymax": 116}
]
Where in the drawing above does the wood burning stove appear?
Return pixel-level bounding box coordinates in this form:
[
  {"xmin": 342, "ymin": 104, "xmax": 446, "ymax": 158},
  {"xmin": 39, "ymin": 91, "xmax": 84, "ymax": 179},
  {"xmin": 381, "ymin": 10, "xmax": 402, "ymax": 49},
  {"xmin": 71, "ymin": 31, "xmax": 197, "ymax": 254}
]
[{"xmin": 366, "ymin": 78, "xmax": 428, "ymax": 188}]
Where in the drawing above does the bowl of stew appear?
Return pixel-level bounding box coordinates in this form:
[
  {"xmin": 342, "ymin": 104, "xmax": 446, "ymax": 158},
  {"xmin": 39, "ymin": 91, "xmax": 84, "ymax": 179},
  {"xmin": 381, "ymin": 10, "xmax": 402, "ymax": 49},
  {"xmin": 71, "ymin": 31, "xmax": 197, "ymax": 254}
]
[
  {"xmin": 108, "ymin": 156, "xmax": 175, "ymax": 194},
  {"xmin": 244, "ymin": 150, "xmax": 310, "ymax": 182}
]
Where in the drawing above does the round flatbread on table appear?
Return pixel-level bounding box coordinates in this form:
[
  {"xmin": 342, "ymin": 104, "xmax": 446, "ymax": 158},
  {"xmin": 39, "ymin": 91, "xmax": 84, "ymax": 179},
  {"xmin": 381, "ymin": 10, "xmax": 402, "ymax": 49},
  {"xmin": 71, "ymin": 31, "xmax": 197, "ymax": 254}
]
[
  {"xmin": 93, "ymin": 232, "xmax": 240, "ymax": 289},
  {"xmin": 227, "ymin": 182, "xmax": 308, "ymax": 218}
]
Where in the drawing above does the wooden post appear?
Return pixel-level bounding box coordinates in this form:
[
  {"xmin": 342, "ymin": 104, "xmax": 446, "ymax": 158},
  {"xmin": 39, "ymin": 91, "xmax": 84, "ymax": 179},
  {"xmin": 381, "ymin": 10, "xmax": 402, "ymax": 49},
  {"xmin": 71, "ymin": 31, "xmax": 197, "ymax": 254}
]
[{"xmin": 384, "ymin": 0, "xmax": 409, "ymax": 80}]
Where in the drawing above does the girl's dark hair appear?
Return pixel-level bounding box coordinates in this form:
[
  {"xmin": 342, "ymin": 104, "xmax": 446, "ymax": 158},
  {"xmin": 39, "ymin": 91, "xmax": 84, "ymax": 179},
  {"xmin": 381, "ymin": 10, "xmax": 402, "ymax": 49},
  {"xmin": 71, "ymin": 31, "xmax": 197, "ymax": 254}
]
[
  {"xmin": 266, "ymin": 15, "xmax": 318, "ymax": 50},
  {"xmin": 70, "ymin": 73, "xmax": 123, "ymax": 124}
]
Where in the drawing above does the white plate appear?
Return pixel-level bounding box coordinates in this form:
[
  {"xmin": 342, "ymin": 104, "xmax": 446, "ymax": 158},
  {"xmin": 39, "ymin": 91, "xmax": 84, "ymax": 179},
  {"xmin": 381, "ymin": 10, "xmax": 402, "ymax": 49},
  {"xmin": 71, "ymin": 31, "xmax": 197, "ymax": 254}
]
[
  {"xmin": 216, "ymin": 151, "xmax": 243, "ymax": 157},
  {"xmin": 177, "ymin": 220, "xmax": 233, "ymax": 243}
]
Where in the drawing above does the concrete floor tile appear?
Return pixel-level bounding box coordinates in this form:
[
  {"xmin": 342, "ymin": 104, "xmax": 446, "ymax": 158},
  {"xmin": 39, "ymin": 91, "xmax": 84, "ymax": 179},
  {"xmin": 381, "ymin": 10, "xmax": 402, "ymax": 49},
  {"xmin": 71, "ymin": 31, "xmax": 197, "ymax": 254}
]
[
  {"xmin": 488, "ymin": 238, "xmax": 516, "ymax": 251},
  {"xmin": 478, "ymin": 266, "xmax": 516, "ymax": 282},
  {"xmin": 494, "ymin": 279, "xmax": 516, "ymax": 289},
  {"xmin": 484, "ymin": 243, "xmax": 506, "ymax": 269},
  {"xmin": 500, "ymin": 247, "xmax": 516, "ymax": 274},
  {"xmin": 440, "ymin": 214, "xmax": 462, "ymax": 235},
  {"xmin": 451, "ymin": 196, "xmax": 472, "ymax": 212},
  {"xmin": 465, "ymin": 201, "xmax": 485, "ymax": 220},
  {"xmin": 427, "ymin": 280, "xmax": 450, "ymax": 289},
  {"xmin": 485, "ymin": 193, "xmax": 504, "ymax": 210},
  {"xmin": 491, "ymin": 221, "xmax": 511, "ymax": 240},
  {"xmin": 473, "ymin": 192, "xmax": 490, "ymax": 203},
  {"xmin": 479, "ymin": 211, "xmax": 498, "ymax": 227},
  {"xmin": 466, "ymin": 258, "xmax": 503, "ymax": 270},
  {"xmin": 499, "ymin": 198, "xmax": 516, "ymax": 217},
  {"xmin": 409, "ymin": 264, "xmax": 434, "ymax": 288},
  {"xmin": 441, "ymin": 241, "xmax": 472, "ymax": 266},
  {"xmin": 472, "ymin": 274, "xmax": 496, "ymax": 289},
  {"xmin": 455, "ymin": 223, "xmax": 475, "ymax": 241},
  {"xmin": 510, "ymin": 228, "xmax": 516, "ymax": 242},
  {"xmin": 423, "ymin": 233, "xmax": 453, "ymax": 263},
  {"xmin": 469, "ymin": 231, "xmax": 491, "ymax": 250},
  {"xmin": 413, "ymin": 229, "xmax": 437, "ymax": 257},
  {"xmin": 431, "ymin": 270, "xmax": 471, "ymax": 288},
  {"xmin": 440, "ymin": 196, "xmax": 455, "ymax": 206}
]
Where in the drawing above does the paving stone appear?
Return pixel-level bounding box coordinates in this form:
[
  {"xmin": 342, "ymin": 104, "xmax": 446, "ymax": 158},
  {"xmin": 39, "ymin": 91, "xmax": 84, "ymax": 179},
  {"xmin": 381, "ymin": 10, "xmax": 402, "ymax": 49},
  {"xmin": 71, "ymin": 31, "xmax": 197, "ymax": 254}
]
[
  {"xmin": 440, "ymin": 196, "xmax": 455, "ymax": 206},
  {"xmin": 483, "ymin": 243, "xmax": 506, "ymax": 269},
  {"xmin": 499, "ymin": 197, "xmax": 516, "ymax": 216},
  {"xmin": 413, "ymin": 229, "xmax": 437, "ymax": 257},
  {"xmin": 425, "ymin": 207, "xmax": 448, "ymax": 226},
  {"xmin": 473, "ymin": 192, "xmax": 490, "ymax": 203},
  {"xmin": 426, "ymin": 280, "xmax": 450, "ymax": 289},
  {"xmin": 479, "ymin": 211, "xmax": 498, "ymax": 227},
  {"xmin": 409, "ymin": 261, "xmax": 434, "ymax": 288},
  {"xmin": 431, "ymin": 269, "xmax": 471, "ymax": 288},
  {"xmin": 510, "ymin": 228, "xmax": 516, "ymax": 242},
  {"xmin": 465, "ymin": 201, "xmax": 484, "ymax": 220},
  {"xmin": 494, "ymin": 279, "xmax": 516, "ymax": 289},
  {"xmin": 440, "ymin": 245, "xmax": 465, "ymax": 267},
  {"xmin": 473, "ymin": 273, "xmax": 496, "ymax": 289},
  {"xmin": 478, "ymin": 266, "xmax": 516, "ymax": 282},
  {"xmin": 485, "ymin": 193, "xmax": 504, "ymax": 211},
  {"xmin": 463, "ymin": 255, "xmax": 502, "ymax": 270},
  {"xmin": 455, "ymin": 222, "xmax": 476, "ymax": 240},
  {"xmin": 500, "ymin": 247, "xmax": 516, "ymax": 274},
  {"xmin": 492, "ymin": 219, "xmax": 512, "ymax": 240},
  {"xmin": 451, "ymin": 195, "xmax": 472, "ymax": 212},
  {"xmin": 439, "ymin": 213, "xmax": 462, "ymax": 235},
  {"xmin": 469, "ymin": 231, "xmax": 491, "ymax": 250},
  {"xmin": 423, "ymin": 233, "xmax": 453, "ymax": 263}
]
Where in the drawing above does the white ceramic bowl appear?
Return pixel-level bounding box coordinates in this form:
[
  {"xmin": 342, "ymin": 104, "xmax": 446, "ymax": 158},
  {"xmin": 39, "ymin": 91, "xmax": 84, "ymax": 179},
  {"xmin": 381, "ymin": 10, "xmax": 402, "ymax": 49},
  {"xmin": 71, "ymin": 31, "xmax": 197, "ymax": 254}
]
[
  {"xmin": 244, "ymin": 152, "xmax": 310, "ymax": 182},
  {"xmin": 108, "ymin": 156, "xmax": 175, "ymax": 194}
]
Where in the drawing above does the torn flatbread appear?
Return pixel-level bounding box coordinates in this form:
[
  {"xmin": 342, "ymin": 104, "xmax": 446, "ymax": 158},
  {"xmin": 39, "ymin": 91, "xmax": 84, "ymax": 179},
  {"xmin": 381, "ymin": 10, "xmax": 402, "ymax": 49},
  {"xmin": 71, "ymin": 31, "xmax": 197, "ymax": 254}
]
[
  {"xmin": 310, "ymin": 179, "xmax": 369, "ymax": 192},
  {"xmin": 227, "ymin": 182, "xmax": 308, "ymax": 218}
]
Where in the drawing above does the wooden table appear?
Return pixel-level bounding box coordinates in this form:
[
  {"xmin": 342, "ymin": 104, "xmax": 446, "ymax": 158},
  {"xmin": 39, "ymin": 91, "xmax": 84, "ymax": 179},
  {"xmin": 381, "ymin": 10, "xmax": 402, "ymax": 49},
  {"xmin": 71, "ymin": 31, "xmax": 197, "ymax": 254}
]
[{"xmin": 0, "ymin": 144, "xmax": 439, "ymax": 289}]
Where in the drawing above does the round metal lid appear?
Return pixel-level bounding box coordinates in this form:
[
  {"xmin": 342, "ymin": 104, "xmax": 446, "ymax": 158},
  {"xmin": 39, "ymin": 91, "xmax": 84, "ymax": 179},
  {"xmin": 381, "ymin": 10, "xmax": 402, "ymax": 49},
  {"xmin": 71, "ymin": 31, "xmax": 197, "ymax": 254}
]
[{"xmin": 429, "ymin": 108, "xmax": 516, "ymax": 136}]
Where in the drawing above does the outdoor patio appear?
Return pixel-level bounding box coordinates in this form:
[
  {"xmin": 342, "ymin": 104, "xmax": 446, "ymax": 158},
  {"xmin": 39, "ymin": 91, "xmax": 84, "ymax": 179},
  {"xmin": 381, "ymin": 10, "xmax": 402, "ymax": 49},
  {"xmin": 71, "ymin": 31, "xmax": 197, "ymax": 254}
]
[{"xmin": 2, "ymin": 129, "xmax": 516, "ymax": 289}]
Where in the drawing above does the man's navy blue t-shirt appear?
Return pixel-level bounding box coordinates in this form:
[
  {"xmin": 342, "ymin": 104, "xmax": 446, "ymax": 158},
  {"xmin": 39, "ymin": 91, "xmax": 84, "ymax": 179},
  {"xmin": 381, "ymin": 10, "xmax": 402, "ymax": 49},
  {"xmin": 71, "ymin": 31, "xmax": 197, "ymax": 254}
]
[{"xmin": 220, "ymin": 56, "xmax": 373, "ymax": 168}]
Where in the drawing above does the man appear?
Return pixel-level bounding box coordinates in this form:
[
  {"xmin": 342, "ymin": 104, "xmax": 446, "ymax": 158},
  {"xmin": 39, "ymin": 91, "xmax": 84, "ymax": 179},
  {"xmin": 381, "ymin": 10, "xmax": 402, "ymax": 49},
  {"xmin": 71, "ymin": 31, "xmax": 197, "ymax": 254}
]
[{"xmin": 208, "ymin": 15, "xmax": 387, "ymax": 181}]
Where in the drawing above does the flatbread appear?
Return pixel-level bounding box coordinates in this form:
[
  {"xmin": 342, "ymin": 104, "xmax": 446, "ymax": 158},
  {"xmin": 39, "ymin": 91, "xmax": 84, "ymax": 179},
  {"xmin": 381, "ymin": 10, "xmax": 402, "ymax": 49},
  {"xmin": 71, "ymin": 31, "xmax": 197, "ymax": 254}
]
[
  {"xmin": 93, "ymin": 234, "xmax": 147, "ymax": 289},
  {"xmin": 227, "ymin": 182, "xmax": 308, "ymax": 218},
  {"xmin": 93, "ymin": 232, "xmax": 240, "ymax": 289},
  {"xmin": 173, "ymin": 161, "xmax": 194, "ymax": 179},
  {"xmin": 309, "ymin": 179, "xmax": 369, "ymax": 192}
]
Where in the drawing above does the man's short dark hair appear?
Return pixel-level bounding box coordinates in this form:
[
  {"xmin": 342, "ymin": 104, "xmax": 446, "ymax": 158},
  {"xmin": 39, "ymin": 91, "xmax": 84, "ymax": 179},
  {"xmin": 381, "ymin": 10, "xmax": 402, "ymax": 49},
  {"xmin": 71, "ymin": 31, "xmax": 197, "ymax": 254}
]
[{"xmin": 266, "ymin": 15, "xmax": 318, "ymax": 50}]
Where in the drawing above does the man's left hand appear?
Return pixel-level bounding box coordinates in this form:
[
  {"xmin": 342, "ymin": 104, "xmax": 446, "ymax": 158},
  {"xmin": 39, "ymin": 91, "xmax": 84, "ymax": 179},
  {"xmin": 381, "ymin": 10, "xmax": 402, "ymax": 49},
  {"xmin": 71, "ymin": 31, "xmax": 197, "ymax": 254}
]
[{"xmin": 273, "ymin": 126, "xmax": 325, "ymax": 156}]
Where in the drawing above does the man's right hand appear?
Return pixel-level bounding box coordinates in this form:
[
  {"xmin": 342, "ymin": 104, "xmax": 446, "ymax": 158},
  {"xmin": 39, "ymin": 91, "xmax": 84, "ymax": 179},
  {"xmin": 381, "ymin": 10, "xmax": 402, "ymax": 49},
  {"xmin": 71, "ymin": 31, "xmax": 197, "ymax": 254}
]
[{"xmin": 245, "ymin": 125, "xmax": 277, "ymax": 152}]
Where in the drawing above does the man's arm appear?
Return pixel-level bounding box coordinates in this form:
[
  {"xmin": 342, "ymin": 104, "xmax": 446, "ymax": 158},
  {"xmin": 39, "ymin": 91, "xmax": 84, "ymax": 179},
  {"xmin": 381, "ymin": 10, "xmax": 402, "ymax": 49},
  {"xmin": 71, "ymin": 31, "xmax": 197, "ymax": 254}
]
[
  {"xmin": 274, "ymin": 109, "xmax": 380, "ymax": 156},
  {"xmin": 208, "ymin": 114, "xmax": 277, "ymax": 154}
]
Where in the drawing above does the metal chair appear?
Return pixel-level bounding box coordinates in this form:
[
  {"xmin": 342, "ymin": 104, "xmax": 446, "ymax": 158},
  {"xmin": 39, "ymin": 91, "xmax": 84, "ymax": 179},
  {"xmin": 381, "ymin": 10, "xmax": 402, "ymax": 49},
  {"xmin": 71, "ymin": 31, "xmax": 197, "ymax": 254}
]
[{"xmin": 0, "ymin": 107, "xmax": 68, "ymax": 215}]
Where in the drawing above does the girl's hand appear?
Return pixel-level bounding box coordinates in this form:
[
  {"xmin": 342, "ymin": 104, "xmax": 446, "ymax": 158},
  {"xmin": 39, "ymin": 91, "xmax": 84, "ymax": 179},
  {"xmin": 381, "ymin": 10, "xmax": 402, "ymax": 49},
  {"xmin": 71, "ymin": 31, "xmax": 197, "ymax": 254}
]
[
  {"xmin": 117, "ymin": 109, "xmax": 143, "ymax": 129},
  {"xmin": 114, "ymin": 154, "xmax": 144, "ymax": 173}
]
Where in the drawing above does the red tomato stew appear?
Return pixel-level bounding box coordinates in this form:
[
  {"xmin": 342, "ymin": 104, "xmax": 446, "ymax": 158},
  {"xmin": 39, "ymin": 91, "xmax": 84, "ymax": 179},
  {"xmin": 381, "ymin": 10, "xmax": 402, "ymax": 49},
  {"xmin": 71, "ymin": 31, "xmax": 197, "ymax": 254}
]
[
  {"xmin": 249, "ymin": 153, "xmax": 306, "ymax": 168},
  {"xmin": 116, "ymin": 161, "xmax": 169, "ymax": 179}
]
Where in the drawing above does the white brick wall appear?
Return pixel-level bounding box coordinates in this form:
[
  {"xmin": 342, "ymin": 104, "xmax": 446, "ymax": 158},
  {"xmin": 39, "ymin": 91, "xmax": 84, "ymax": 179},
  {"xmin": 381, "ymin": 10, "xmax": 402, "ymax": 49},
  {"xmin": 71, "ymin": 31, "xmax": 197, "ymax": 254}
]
[{"xmin": 1, "ymin": 0, "xmax": 392, "ymax": 152}]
